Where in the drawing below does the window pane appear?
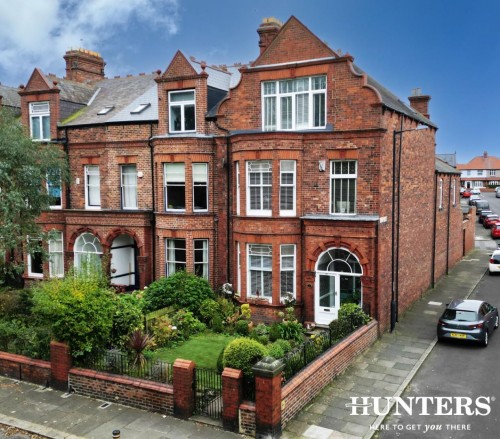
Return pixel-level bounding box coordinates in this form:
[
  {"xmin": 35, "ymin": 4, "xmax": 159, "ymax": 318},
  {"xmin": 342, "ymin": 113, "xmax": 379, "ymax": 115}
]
[
  {"xmin": 42, "ymin": 115, "xmax": 50, "ymax": 139},
  {"xmin": 281, "ymin": 96, "xmax": 292, "ymax": 129},
  {"xmin": 86, "ymin": 166, "xmax": 100, "ymax": 207},
  {"xmin": 184, "ymin": 105, "xmax": 195, "ymax": 130},
  {"xmin": 295, "ymin": 94, "xmax": 309, "ymax": 129},
  {"xmin": 194, "ymin": 239, "xmax": 208, "ymax": 279},
  {"xmin": 166, "ymin": 239, "xmax": 186, "ymax": 276},
  {"xmin": 264, "ymin": 96, "xmax": 276, "ymax": 130},
  {"xmin": 170, "ymin": 91, "xmax": 194, "ymax": 102},
  {"xmin": 170, "ymin": 106, "xmax": 182, "ymax": 131},
  {"xmin": 121, "ymin": 165, "xmax": 138, "ymax": 209},
  {"xmin": 31, "ymin": 117, "xmax": 41, "ymax": 139},
  {"xmin": 313, "ymin": 93, "xmax": 325, "ymax": 127}
]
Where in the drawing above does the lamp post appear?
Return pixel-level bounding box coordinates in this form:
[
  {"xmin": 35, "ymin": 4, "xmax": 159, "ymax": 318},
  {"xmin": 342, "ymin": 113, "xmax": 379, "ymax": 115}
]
[{"xmin": 390, "ymin": 125, "xmax": 429, "ymax": 332}]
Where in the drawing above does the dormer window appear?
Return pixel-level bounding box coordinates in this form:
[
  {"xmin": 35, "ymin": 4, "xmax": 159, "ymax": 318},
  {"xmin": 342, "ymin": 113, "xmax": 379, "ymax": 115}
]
[
  {"xmin": 168, "ymin": 90, "xmax": 195, "ymax": 133},
  {"xmin": 97, "ymin": 105, "xmax": 114, "ymax": 115},
  {"xmin": 29, "ymin": 102, "xmax": 50, "ymax": 140},
  {"xmin": 262, "ymin": 76, "xmax": 326, "ymax": 131}
]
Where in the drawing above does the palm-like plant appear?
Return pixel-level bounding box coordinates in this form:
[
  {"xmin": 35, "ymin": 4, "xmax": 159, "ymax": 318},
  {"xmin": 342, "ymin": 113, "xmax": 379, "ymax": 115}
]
[{"xmin": 128, "ymin": 329, "xmax": 154, "ymax": 370}]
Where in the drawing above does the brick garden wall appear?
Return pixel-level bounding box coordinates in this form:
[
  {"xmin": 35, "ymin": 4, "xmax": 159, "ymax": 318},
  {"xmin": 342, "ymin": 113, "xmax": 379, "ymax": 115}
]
[
  {"xmin": 69, "ymin": 367, "xmax": 174, "ymax": 415},
  {"xmin": 0, "ymin": 352, "xmax": 51, "ymax": 386},
  {"xmin": 280, "ymin": 320, "xmax": 378, "ymax": 426}
]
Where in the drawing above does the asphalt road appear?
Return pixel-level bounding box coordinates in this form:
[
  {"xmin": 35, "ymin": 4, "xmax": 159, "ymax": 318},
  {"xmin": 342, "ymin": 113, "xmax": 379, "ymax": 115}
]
[{"xmin": 378, "ymin": 206, "xmax": 500, "ymax": 439}]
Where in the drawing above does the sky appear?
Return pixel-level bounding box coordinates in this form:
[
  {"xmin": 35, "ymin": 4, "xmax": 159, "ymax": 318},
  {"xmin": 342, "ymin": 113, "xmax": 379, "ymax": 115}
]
[{"xmin": 0, "ymin": 0, "xmax": 498, "ymax": 164}]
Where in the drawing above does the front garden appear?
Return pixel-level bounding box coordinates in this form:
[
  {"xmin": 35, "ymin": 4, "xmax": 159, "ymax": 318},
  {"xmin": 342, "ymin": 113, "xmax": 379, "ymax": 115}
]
[{"xmin": 0, "ymin": 267, "xmax": 371, "ymax": 389}]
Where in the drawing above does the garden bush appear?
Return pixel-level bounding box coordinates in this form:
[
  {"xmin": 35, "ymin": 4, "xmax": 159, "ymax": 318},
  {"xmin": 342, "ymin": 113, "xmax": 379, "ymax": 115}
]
[
  {"xmin": 150, "ymin": 315, "xmax": 180, "ymax": 347},
  {"xmin": 142, "ymin": 271, "xmax": 215, "ymax": 316},
  {"xmin": 338, "ymin": 303, "xmax": 370, "ymax": 330},
  {"xmin": 199, "ymin": 298, "xmax": 221, "ymax": 327},
  {"xmin": 268, "ymin": 323, "xmax": 282, "ymax": 342},
  {"xmin": 110, "ymin": 293, "xmax": 143, "ymax": 349},
  {"xmin": 171, "ymin": 309, "xmax": 206, "ymax": 338},
  {"xmin": 267, "ymin": 342, "xmax": 285, "ymax": 359},
  {"xmin": 211, "ymin": 315, "xmax": 224, "ymax": 333},
  {"xmin": 235, "ymin": 319, "xmax": 250, "ymax": 336},
  {"xmin": 223, "ymin": 337, "xmax": 267, "ymax": 377}
]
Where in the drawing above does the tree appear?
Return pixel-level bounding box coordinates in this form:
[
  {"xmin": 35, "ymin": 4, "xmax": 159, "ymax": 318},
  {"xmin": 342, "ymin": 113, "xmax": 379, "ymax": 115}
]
[{"xmin": 0, "ymin": 108, "xmax": 68, "ymax": 284}]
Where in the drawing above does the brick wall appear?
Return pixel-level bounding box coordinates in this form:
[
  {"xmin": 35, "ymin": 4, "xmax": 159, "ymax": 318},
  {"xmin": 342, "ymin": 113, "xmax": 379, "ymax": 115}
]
[
  {"xmin": 240, "ymin": 401, "xmax": 256, "ymax": 437},
  {"xmin": 281, "ymin": 320, "xmax": 378, "ymax": 426},
  {"xmin": 69, "ymin": 368, "xmax": 174, "ymax": 415},
  {"xmin": 0, "ymin": 352, "xmax": 51, "ymax": 386}
]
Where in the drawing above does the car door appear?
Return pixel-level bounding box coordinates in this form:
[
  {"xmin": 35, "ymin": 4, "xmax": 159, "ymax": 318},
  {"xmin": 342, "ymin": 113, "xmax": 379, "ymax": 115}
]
[
  {"xmin": 481, "ymin": 303, "xmax": 493, "ymax": 332},
  {"xmin": 484, "ymin": 303, "xmax": 496, "ymax": 328}
]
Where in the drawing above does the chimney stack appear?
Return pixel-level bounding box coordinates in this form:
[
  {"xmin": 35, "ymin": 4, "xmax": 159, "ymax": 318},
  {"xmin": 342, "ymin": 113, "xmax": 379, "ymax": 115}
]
[
  {"xmin": 257, "ymin": 17, "xmax": 282, "ymax": 54},
  {"xmin": 64, "ymin": 48, "xmax": 106, "ymax": 83},
  {"xmin": 484, "ymin": 151, "xmax": 488, "ymax": 158},
  {"xmin": 408, "ymin": 88, "xmax": 431, "ymax": 120}
]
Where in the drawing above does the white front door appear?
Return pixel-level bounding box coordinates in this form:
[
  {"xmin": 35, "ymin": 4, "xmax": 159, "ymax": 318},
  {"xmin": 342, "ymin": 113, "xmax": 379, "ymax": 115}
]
[
  {"xmin": 315, "ymin": 273, "xmax": 340, "ymax": 326},
  {"xmin": 110, "ymin": 235, "xmax": 136, "ymax": 287}
]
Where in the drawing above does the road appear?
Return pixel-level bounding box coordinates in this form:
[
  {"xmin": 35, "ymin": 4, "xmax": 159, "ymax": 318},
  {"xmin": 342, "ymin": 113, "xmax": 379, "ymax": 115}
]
[{"xmin": 378, "ymin": 197, "xmax": 500, "ymax": 439}]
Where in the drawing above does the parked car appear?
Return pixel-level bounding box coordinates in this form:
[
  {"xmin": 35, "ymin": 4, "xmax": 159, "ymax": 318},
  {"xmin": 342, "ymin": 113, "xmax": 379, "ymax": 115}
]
[
  {"xmin": 479, "ymin": 210, "xmax": 493, "ymax": 224},
  {"xmin": 475, "ymin": 200, "xmax": 490, "ymax": 215},
  {"xmin": 437, "ymin": 299, "xmax": 498, "ymax": 346},
  {"xmin": 462, "ymin": 189, "xmax": 472, "ymax": 198},
  {"xmin": 496, "ymin": 188, "xmax": 500, "ymax": 198},
  {"xmin": 484, "ymin": 215, "xmax": 500, "ymax": 228},
  {"xmin": 469, "ymin": 195, "xmax": 482, "ymax": 206},
  {"xmin": 460, "ymin": 187, "xmax": 466, "ymax": 194},
  {"xmin": 471, "ymin": 188, "xmax": 481, "ymax": 195},
  {"xmin": 491, "ymin": 223, "xmax": 500, "ymax": 239},
  {"xmin": 489, "ymin": 248, "xmax": 500, "ymax": 274}
]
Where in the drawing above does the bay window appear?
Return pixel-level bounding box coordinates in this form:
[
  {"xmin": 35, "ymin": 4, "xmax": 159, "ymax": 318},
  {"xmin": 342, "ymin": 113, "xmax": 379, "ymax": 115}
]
[
  {"xmin": 193, "ymin": 163, "xmax": 208, "ymax": 211},
  {"xmin": 194, "ymin": 239, "xmax": 209, "ymax": 279},
  {"xmin": 166, "ymin": 239, "xmax": 186, "ymax": 275},
  {"xmin": 248, "ymin": 244, "xmax": 272, "ymax": 298},
  {"xmin": 247, "ymin": 160, "xmax": 272, "ymax": 215},
  {"xmin": 164, "ymin": 163, "xmax": 185, "ymax": 210},
  {"xmin": 48, "ymin": 231, "xmax": 64, "ymax": 278},
  {"xmin": 280, "ymin": 244, "xmax": 296, "ymax": 301}
]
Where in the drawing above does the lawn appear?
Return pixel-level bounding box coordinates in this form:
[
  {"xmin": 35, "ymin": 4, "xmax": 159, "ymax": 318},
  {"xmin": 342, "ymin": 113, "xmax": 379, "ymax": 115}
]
[{"xmin": 152, "ymin": 332, "xmax": 236, "ymax": 369}]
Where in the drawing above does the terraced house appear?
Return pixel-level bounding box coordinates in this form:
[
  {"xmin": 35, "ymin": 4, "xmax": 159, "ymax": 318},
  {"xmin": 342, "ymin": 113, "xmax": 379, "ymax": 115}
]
[{"xmin": 14, "ymin": 16, "xmax": 466, "ymax": 331}]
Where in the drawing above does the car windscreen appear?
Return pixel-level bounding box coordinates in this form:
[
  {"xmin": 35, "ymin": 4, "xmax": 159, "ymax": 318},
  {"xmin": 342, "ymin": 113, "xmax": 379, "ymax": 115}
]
[{"xmin": 442, "ymin": 309, "xmax": 478, "ymax": 321}]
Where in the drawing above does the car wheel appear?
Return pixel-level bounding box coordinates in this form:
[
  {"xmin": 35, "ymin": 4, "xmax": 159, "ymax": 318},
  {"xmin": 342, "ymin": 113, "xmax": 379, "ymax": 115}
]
[
  {"xmin": 495, "ymin": 315, "xmax": 499, "ymax": 329},
  {"xmin": 482, "ymin": 330, "xmax": 489, "ymax": 347}
]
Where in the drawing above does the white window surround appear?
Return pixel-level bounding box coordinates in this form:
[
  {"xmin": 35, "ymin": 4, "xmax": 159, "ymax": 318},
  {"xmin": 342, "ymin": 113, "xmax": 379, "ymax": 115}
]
[
  {"xmin": 29, "ymin": 102, "xmax": 50, "ymax": 141},
  {"xmin": 237, "ymin": 242, "xmax": 241, "ymax": 295},
  {"xmin": 166, "ymin": 238, "xmax": 186, "ymax": 276},
  {"xmin": 85, "ymin": 165, "xmax": 101, "ymax": 209},
  {"xmin": 74, "ymin": 233, "xmax": 103, "ymax": 271},
  {"xmin": 280, "ymin": 160, "xmax": 296, "ymax": 216},
  {"xmin": 452, "ymin": 179, "xmax": 456, "ymax": 207},
  {"xmin": 280, "ymin": 244, "xmax": 296, "ymax": 301},
  {"xmin": 194, "ymin": 239, "xmax": 209, "ymax": 279},
  {"xmin": 192, "ymin": 163, "xmax": 208, "ymax": 212},
  {"xmin": 48, "ymin": 231, "xmax": 64, "ymax": 278},
  {"xmin": 121, "ymin": 165, "xmax": 138, "ymax": 210},
  {"xmin": 262, "ymin": 76, "xmax": 326, "ymax": 131},
  {"xmin": 47, "ymin": 169, "xmax": 62, "ymax": 209},
  {"xmin": 247, "ymin": 160, "xmax": 272, "ymax": 216},
  {"xmin": 235, "ymin": 162, "xmax": 240, "ymax": 216},
  {"xmin": 439, "ymin": 178, "xmax": 443, "ymax": 210},
  {"xmin": 248, "ymin": 243, "xmax": 272, "ymax": 299},
  {"xmin": 168, "ymin": 90, "xmax": 196, "ymax": 133},
  {"xmin": 27, "ymin": 238, "xmax": 43, "ymax": 278},
  {"xmin": 330, "ymin": 160, "xmax": 357, "ymax": 215},
  {"xmin": 164, "ymin": 163, "xmax": 186, "ymax": 211}
]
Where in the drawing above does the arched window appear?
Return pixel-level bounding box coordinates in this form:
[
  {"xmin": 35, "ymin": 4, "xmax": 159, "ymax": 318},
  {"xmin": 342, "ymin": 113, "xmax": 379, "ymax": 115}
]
[
  {"xmin": 317, "ymin": 248, "xmax": 362, "ymax": 274},
  {"xmin": 74, "ymin": 233, "xmax": 103, "ymax": 271}
]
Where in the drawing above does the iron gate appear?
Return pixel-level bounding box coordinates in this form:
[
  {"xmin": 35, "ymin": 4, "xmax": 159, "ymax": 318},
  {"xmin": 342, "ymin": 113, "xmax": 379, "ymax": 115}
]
[{"xmin": 193, "ymin": 368, "xmax": 222, "ymax": 420}]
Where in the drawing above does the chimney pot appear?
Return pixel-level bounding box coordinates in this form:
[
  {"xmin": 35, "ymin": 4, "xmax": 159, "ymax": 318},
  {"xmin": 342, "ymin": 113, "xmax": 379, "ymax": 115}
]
[
  {"xmin": 408, "ymin": 90, "xmax": 431, "ymax": 120},
  {"xmin": 257, "ymin": 17, "xmax": 282, "ymax": 54}
]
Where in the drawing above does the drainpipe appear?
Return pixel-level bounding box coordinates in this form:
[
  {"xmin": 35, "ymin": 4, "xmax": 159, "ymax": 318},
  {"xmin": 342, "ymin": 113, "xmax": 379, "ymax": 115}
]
[
  {"xmin": 431, "ymin": 171, "xmax": 438, "ymax": 288},
  {"xmin": 63, "ymin": 127, "xmax": 71, "ymax": 209},
  {"xmin": 148, "ymin": 123, "xmax": 156, "ymax": 282}
]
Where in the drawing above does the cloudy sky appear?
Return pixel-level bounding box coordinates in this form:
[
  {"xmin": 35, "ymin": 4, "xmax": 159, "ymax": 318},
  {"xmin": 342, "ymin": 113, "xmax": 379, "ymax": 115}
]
[{"xmin": 1, "ymin": 0, "xmax": 499, "ymax": 163}]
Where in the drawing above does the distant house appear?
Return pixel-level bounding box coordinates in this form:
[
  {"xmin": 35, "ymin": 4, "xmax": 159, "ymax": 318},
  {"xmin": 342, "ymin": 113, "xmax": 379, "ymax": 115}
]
[
  {"xmin": 14, "ymin": 16, "xmax": 466, "ymax": 331},
  {"xmin": 0, "ymin": 83, "xmax": 21, "ymax": 116},
  {"xmin": 437, "ymin": 153, "xmax": 456, "ymax": 167},
  {"xmin": 457, "ymin": 152, "xmax": 500, "ymax": 188}
]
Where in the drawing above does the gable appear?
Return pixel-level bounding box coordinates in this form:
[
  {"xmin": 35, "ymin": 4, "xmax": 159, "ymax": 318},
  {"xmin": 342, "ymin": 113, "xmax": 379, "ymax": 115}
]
[
  {"xmin": 161, "ymin": 50, "xmax": 199, "ymax": 80},
  {"xmin": 252, "ymin": 16, "xmax": 337, "ymax": 67},
  {"xmin": 23, "ymin": 68, "xmax": 55, "ymax": 93}
]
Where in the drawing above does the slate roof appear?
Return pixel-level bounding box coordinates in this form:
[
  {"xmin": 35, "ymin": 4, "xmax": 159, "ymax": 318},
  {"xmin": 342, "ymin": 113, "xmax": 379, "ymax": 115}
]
[
  {"xmin": 44, "ymin": 74, "xmax": 96, "ymax": 105},
  {"xmin": 435, "ymin": 157, "xmax": 460, "ymax": 174},
  {"xmin": 437, "ymin": 153, "xmax": 457, "ymax": 167},
  {"xmin": 0, "ymin": 83, "xmax": 21, "ymax": 110},
  {"xmin": 352, "ymin": 64, "xmax": 437, "ymax": 129},
  {"xmin": 62, "ymin": 74, "xmax": 158, "ymax": 126}
]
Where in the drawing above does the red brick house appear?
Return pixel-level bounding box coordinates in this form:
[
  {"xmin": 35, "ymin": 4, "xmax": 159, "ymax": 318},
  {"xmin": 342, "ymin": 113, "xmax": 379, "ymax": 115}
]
[
  {"xmin": 16, "ymin": 16, "xmax": 465, "ymax": 331},
  {"xmin": 457, "ymin": 151, "xmax": 500, "ymax": 189}
]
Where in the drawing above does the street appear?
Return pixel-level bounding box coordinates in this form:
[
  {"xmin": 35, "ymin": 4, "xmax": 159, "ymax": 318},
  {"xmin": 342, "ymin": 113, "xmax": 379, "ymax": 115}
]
[{"xmin": 378, "ymin": 192, "xmax": 500, "ymax": 439}]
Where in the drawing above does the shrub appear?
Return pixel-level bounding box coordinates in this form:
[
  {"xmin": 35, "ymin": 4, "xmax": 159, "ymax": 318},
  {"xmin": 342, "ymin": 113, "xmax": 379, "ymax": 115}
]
[
  {"xmin": 171, "ymin": 309, "xmax": 206, "ymax": 338},
  {"xmin": 150, "ymin": 315, "xmax": 179, "ymax": 347},
  {"xmin": 267, "ymin": 343, "xmax": 285, "ymax": 359},
  {"xmin": 223, "ymin": 337, "xmax": 267, "ymax": 377},
  {"xmin": 211, "ymin": 315, "xmax": 224, "ymax": 333},
  {"xmin": 329, "ymin": 318, "xmax": 352, "ymax": 341},
  {"xmin": 31, "ymin": 268, "xmax": 116, "ymax": 357},
  {"xmin": 0, "ymin": 288, "xmax": 33, "ymax": 318},
  {"xmin": 268, "ymin": 323, "xmax": 282, "ymax": 342},
  {"xmin": 110, "ymin": 294, "xmax": 143, "ymax": 349},
  {"xmin": 338, "ymin": 303, "xmax": 370, "ymax": 330},
  {"xmin": 128, "ymin": 329, "xmax": 154, "ymax": 369},
  {"xmin": 216, "ymin": 347, "xmax": 225, "ymax": 373},
  {"xmin": 277, "ymin": 321, "xmax": 304, "ymax": 343},
  {"xmin": 235, "ymin": 319, "xmax": 250, "ymax": 336},
  {"xmin": 273, "ymin": 339, "xmax": 292, "ymax": 354},
  {"xmin": 199, "ymin": 298, "xmax": 221, "ymax": 326},
  {"xmin": 240, "ymin": 303, "xmax": 251, "ymax": 320},
  {"xmin": 142, "ymin": 271, "xmax": 215, "ymax": 316}
]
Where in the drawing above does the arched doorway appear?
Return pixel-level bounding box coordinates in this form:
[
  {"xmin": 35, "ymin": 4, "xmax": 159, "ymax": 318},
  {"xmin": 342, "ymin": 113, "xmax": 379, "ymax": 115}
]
[
  {"xmin": 315, "ymin": 248, "xmax": 363, "ymax": 325},
  {"xmin": 74, "ymin": 233, "xmax": 103, "ymax": 272},
  {"xmin": 110, "ymin": 234, "xmax": 137, "ymax": 290}
]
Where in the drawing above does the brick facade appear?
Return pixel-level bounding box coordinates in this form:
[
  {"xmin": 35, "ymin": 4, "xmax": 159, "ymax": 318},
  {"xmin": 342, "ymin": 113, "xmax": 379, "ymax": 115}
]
[{"xmin": 18, "ymin": 15, "xmax": 466, "ymax": 331}]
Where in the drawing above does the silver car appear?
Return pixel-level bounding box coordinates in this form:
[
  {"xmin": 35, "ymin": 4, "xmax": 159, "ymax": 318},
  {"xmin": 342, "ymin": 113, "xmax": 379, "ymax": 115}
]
[{"xmin": 437, "ymin": 299, "xmax": 499, "ymax": 347}]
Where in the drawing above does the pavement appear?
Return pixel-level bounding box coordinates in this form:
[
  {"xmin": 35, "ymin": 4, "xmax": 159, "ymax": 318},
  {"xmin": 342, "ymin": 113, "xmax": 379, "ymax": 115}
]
[{"xmin": 0, "ymin": 215, "xmax": 498, "ymax": 439}]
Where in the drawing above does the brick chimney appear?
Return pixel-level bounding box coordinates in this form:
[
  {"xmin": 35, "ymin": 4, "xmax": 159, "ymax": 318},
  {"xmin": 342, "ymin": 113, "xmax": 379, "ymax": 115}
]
[
  {"xmin": 408, "ymin": 88, "xmax": 431, "ymax": 119},
  {"xmin": 64, "ymin": 48, "xmax": 106, "ymax": 83},
  {"xmin": 484, "ymin": 151, "xmax": 488, "ymax": 158},
  {"xmin": 257, "ymin": 17, "xmax": 282, "ymax": 54}
]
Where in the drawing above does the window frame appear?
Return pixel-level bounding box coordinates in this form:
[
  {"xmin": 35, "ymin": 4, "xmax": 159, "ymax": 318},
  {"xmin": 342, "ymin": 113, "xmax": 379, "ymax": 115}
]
[
  {"xmin": 247, "ymin": 243, "xmax": 273, "ymax": 299},
  {"xmin": 85, "ymin": 165, "xmax": 101, "ymax": 209},
  {"xmin": 235, "ymin": 161, "xmax": 241, "ymax": 215},
  {"xmin": 165, "ymin": 238, "xmax": 186, "ymax": 276},
  {"xmin": 192, "ymin": 163, "xmax": 208, "ymax": 212},
  {"xmin": 168, "ymin": 90, "xmax": 196, "ymax": 133},
  {"xmin": 246, "ymin": 160, "xmax": 272, "ymax": 216},
  {"xmin": 280, "ymin": 244, "xmax": 296, "ymax": 301},
  {"xmin": 439, "ymin": 178, "xmax": 443, "ymax": 210},
  {"xmin": 279, "ymin": 160, "xmax": 296, "ymax": 216},
  {"xmin": 47, "ymin": 168, "xmax": 62, "ymax": 209},
  {"xmin": 48, "ymin": 231, "xmax": 64, "ymax": 278},
  {"xmin": 120, "ymin": 164, "xmax": 138, "ymax": 210},
  {"xmin": 29, "ymin": 102, "xmax": 50, "ymax": 141},
  {"xmin": 164, "ymin": 163, "xmax": 186, "ymax": 211},
  {"xmin": 262, "ymin": 76, "xmax": 326, "ymax": 131},
  {"xmin": 194, "ymin": 239, "xmax": 209, "ymax": 279},
  {"xmin": 27, "ymin": 238, "xmax": 44, "ymax": 278},
  {"xmin": 330, "ymin": 160, "xmax": 357, "ymax": 215}
]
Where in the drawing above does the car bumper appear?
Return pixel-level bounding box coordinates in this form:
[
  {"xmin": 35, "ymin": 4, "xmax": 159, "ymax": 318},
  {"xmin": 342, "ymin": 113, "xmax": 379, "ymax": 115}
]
[
  {"xmin": 437, "ymin": 327, "xmax": 484, "ymax": 342},
  {"xmin": 489, "ymin": 264, "xmax": 500, "ymax": 273}
]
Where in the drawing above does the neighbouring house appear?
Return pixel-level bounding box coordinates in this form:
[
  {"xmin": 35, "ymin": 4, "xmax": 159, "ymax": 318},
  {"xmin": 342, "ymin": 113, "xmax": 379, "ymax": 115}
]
[
  {"xmin": 457, "ymin": 151, "xmax": 500, "ymax": 189},
  {"xmin": 0, "ymin": 82, "xmax": 21, "ymax": 115},
  {"xmin": 14, "ymin": 16, "xmax": 467, "ymax": 331}
]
